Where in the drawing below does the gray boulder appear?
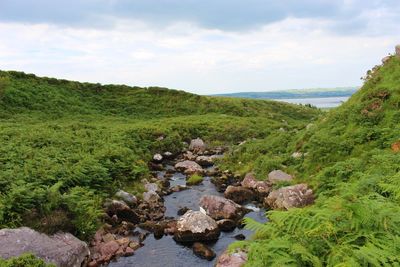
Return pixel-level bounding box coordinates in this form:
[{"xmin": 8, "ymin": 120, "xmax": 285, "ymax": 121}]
[
  {"xmin": 0, "ymin": 227, "xmax": 89, "ymax": 267},
  {"xmin": 174, "ymin": 210, "xmax": 220, "ymax": 242},
  {"xmin": 396, "ymin": 44, "xmax": 400, "ymax": 58},
  {"xmin": 268, "ymin": 170, "xmax": 293, "ymax": 184},
  {"xmin": 264, "ymin": 183, "xmax": 314, "ymax": 210}
]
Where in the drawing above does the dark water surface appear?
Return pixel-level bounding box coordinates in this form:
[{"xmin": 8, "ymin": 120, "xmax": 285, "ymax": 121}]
[{"xmin": 110, "ymin": 167, "xmax": 267, "ymax": 267}]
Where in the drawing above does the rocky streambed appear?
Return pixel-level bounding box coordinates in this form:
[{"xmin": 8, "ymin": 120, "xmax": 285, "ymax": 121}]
[
  {"xmin": 86, "ymin": 138, "xmax": 271, "ymax": 267},
  {"xmin": 0, "ymin": 138, "xmax": 315, "ymax": 267}
]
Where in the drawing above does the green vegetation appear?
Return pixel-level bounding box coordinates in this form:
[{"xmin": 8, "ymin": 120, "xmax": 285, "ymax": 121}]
[
  {"xmin": 222, "ymin": 56, "xmax": 400, "ymax": 265},
  {"xmin": 186, "ymin": 174, "xmax": 203, "ymax": 185},
  {"xmin": 0, "ymin": 70, "xmax": 319, "ymax": 240},
  {"xmin": 0, "ymin": 254, "xmax": 54, "ymax": 267}
]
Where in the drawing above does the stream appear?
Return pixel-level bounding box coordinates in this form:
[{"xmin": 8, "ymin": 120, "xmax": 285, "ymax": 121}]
[{"xmin": 109, "ymin": 164, "xmax": 267, "ymax": 267}]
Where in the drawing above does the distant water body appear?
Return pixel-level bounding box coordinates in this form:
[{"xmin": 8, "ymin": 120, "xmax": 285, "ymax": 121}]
[{"xmin": 272, "ymin": 96, "xmax": 349, "ymax": 108}]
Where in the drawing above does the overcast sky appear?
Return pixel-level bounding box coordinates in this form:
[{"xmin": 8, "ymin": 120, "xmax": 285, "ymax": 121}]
[{"xmin": 0, "ymin": 0, "xmax": 399, "ymax": 94}]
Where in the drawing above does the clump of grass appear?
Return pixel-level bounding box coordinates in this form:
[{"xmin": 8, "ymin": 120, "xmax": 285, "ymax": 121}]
[{"xmin": 186, "ymin": 174, "xmax": 203, "ymax": 185}]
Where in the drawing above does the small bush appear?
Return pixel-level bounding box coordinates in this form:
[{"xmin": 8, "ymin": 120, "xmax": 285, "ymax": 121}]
[{"xmin": 0, "ymin": 253, "xmax": 55, "ymax": 267}]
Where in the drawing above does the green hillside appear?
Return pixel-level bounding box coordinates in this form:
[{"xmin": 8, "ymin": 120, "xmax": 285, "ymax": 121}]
[
  {"xmin": 222, "ymin": 56, "xmax": 400, "ymax": 265},
  {"xmin": 0, "ymin": 70, "xmax": 319, "ymax": 239}
]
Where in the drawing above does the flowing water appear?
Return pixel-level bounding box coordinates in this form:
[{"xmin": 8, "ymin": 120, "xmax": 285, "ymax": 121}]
[{"xmin": 110, "ymin": 165, "xmax": 267, "ymax": 267}]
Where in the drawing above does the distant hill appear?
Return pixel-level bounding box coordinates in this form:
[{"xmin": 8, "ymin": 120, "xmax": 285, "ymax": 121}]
[{"xmin": 213, "ymin": 87, "xmax": 358, "ymax": 99}]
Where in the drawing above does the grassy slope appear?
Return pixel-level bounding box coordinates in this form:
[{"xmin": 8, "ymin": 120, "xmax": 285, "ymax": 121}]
[
  {"xmin": 223, "ymin": 56, "xmax": 400, "ymax": 265},
  {"xmin": 0, "ymin": 70, "xmax": 319, "ymax": 239}
]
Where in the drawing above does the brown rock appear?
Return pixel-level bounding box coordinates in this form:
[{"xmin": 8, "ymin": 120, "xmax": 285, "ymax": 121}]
[
  {"xmin": 192, "ymin": 242, "xmax": 216, "ymax": 261},
  {"xmin": 224, "ymin": 186, "xmax": 254, "ymax": 204},
  {"xmin": 199, "ymin": 195, "xmax": 246, "ymax": 221},
  {"xmin": 0, "ymin": 227, "xmax": 89, "ymax": 267},
  {"xmin": 396, "ymin": 44, "xmax": 400, "ymax": 58},
  {"xmin": 216, "ymin": 250, "xmax": 247, "ymax": 267},
  {"xmin": 265, "ymin": 183, "xmax": 314, "ymax": 210},
  {"xmin": 268, "ymin": 170, "xmax": 293, "ymax": 184},
  {"xmin": 174, "ymin": 210, "xmax": 220, "ymax": 242}
]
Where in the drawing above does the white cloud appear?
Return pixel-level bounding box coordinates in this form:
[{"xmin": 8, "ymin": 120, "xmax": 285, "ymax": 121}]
[{"xmin": 0, "ymin": 17, "xmax": 397, "ymax": 94}]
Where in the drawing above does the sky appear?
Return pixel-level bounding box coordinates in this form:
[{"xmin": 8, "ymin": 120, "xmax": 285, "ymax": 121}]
[{"xmin": 0, "ymin": 0, "xmax": 399, "ymax": 94}]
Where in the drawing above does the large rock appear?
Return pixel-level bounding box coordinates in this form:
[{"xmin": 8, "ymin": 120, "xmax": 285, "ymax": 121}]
[
  {"xmin": 224, "ymin": 186, "xmax": 254, "ymax": 204},
  {"xmin": 199, "ymin": 195, "xmax": 246, "ymax": 221},
  {"xmin": 265, "ymin": 184, "xmax": 315, "ymax": 210},
  {"xmin": 189, "ymin": 138, "xmax": 206, "ymax": 153},
  {"xmin": 174, "ymin": 160, "xmax": 203, "ymax": 174},
  {"xmin": 105, "ymin": 200, "xmax": 140, "ymax": 224},
  {"xmin": 216, "ymin": 250, "xmax": 247, "ymax": 267},
  {"xmin": 396, "ymin": 44, "xmax": 400, "ymax": 58},
  {"xmin": 0, "ymin": 227, "xmax": 89, "ymax": 267},
  {"xmin": 115, "ymin": 190, "xmax": 137, "ymax": 207},
  {"xmin": 174, "ymin": 210, "xmax": 220, "ymax": 242},
  {"xmin": 268, "ymin": 170, "xmax": 293, "ymax": 184}
]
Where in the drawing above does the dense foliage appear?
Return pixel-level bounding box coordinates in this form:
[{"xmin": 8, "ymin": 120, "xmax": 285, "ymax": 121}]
[
  {"xmin": 0, "ymin": 70, "xmax": 319, "ymax": 240},
  {"xmin": 222, "ymin": 56, "xmax": 400, "ymax": 265}
]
